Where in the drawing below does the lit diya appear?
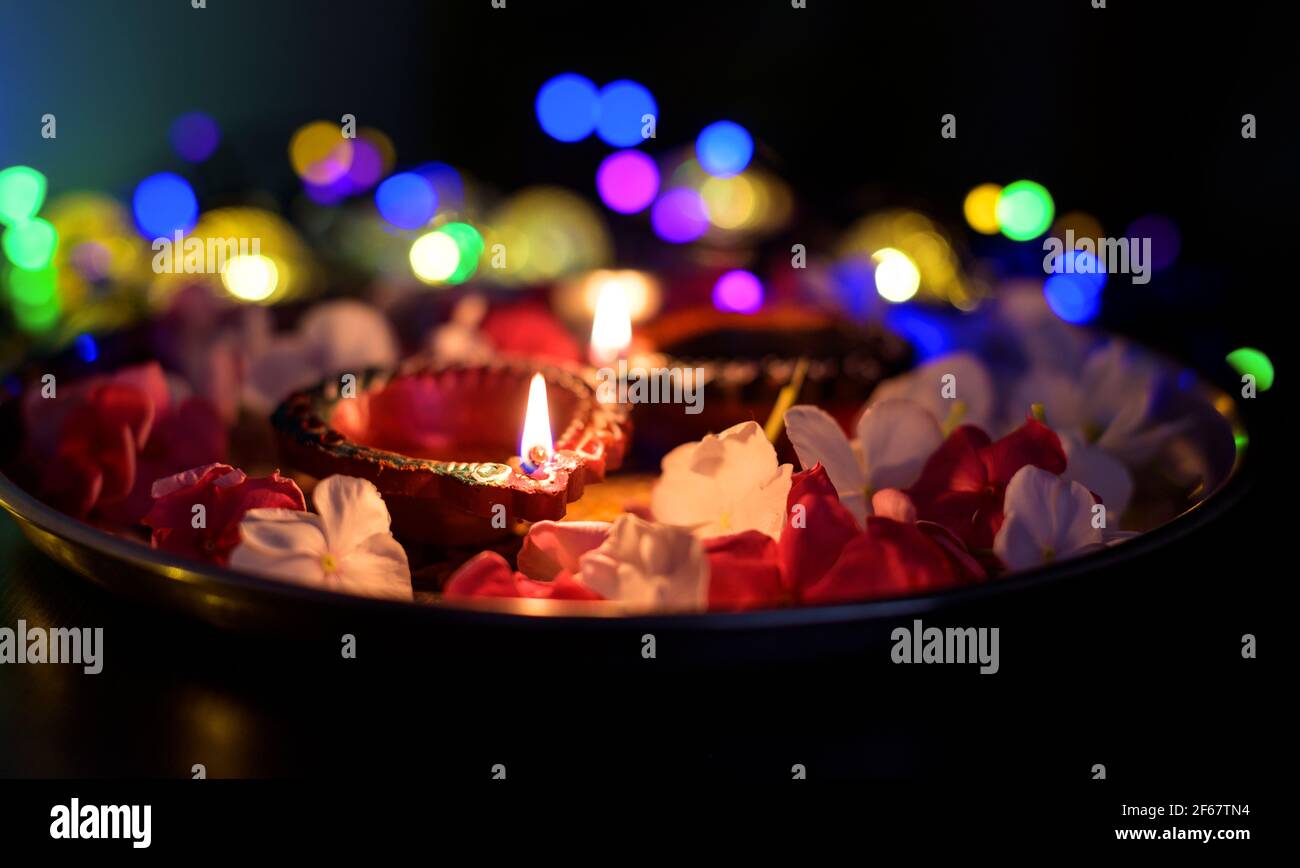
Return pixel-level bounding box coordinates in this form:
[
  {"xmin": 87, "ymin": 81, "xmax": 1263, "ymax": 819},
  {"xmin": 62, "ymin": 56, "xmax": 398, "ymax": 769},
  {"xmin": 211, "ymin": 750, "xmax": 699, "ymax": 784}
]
[{"xmin": 271, "ymin": 359, "xmax": 629, "ymax": 546}]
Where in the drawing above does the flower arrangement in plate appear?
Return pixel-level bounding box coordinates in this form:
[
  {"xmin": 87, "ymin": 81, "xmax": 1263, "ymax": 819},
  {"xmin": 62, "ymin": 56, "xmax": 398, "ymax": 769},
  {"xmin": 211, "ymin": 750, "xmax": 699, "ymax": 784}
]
[{"xmin": 0, "ymin": 268, "xmax": 1242, "ymax": 616}]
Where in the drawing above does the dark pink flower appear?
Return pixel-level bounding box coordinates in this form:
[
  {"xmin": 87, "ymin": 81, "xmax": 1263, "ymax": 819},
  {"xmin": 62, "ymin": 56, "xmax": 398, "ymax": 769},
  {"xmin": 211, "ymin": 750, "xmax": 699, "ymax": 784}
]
[{"xmin": 141, "ymin": 463, "xmax": 305, "ymax": 565}]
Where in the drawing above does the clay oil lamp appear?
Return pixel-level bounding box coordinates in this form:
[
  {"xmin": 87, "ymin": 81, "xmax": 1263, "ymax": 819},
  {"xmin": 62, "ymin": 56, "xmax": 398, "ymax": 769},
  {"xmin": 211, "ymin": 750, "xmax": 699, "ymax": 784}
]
[{"xmin": 271, "ymin": 358, "xmax": 629, "ymax": 546}]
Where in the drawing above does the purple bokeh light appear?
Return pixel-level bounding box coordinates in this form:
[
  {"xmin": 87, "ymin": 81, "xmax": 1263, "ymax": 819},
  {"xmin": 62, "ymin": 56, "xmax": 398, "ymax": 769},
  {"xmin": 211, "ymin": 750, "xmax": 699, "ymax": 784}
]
[
  {"xmin": 596, "ymin": 150, "xmax": 660, "ymax": 214},
  {"xmin": 170, "ymin": 112, "xmax": 220, "ymax": 163},
  {"xmin": 650, "ymin": 188, "xmax": 709, "ymax": 243},
  {"xmin": 712, "ymin": 269, "xmax": 764, "ymax": 314},
  {"xmin": 1124, "ymin": 214, "xmax": 1181, "ymax": 272}
]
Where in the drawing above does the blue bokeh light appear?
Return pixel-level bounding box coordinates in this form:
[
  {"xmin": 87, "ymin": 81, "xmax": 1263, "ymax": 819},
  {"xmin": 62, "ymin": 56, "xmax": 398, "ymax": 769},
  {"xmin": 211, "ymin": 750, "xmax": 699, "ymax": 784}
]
[
  {"xmin": 596, "ymin": 80, "xmax": 656, "ymax": 148},
  {"xmin": 132, "ymin": 172, "xmax": 198, "ymax": 240},
  {"xmin": 535, "ymin": 73, "xmax": 600, "ymax": 142},
  {"xmin": 74, "ymin": 333, "xmax": 99, "ymax": 363},
  {"xmin": 1044, "ymin": 249, "xmax": 1106, "ymax": 323},
  {"xmin": 375, "ymin": 172, "xmax": 438, "ymax": 230},
  {"xmin": 696, "ymin": 121, "xmax": 753, "ymax": 177}
]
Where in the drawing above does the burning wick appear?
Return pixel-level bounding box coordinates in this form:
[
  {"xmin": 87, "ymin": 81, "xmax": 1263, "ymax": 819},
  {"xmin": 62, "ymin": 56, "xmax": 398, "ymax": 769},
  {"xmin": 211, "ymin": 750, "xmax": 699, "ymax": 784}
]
[
  {"xmin": 519, "ymin": 372, "xmax": 554, "ymax": 477},
  {"xmin": 588, "ymin": 278, "xmax": 633, "ymax": 368}
]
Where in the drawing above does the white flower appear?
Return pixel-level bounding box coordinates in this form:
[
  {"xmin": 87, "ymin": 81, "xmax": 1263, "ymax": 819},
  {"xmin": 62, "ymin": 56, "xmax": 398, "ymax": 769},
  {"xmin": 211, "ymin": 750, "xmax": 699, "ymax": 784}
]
[
  {"xmin": 244, "ymin": 300, "xmax": 400, "ymax": 412},
  {"xmin": 650, "ymin": 420, "xmax": 792, "ymax": 540},
  {"xmin": 1007, "ymin": 340, "xmax": 1190, "ymax": 519},
  {"xmin": 868, "ymin": 351, "xmax": 996, "ymax": 432},
  {"xmin": 1012, "ymin": 341, "xmax": 1184, "ymax": 463},
  {"xmin": 784, "ymin": 398, "xmax": 942, "ymax": 525},
  {"xmin": 993, "ymin": 466, "xmax": 1103, "ymax": 571},
  {"xmin": 230, "ymin": 474, "xmax": 411, "ymax": 600},
  {"xmin": 429, "ymin": 294, "xmax": 496, "ymax": 365},
  {"xmin": 1059, "ymin": 431, "xmax": 1134, "ymax": 517},
  {"xmin": 577, "ymin": 514, "xmax": 708, "ymax": 610}
]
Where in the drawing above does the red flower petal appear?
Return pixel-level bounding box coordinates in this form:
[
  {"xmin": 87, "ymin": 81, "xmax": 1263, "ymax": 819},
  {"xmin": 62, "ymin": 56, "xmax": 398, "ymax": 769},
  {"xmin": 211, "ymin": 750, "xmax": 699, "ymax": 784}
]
[
  {"xmin": 38, "ymin": 451, "xmax": 104, "ymax": 519},
  {"xmin": 705, "ymin": 530, "xmax": 786, "ymax": 610},
  {"xmin": 779, "ymin": 464, "xmax": 861, "ymax": 596},
  {"xmin": 802, "ymin": 517, "xmax": 957, "ymax": 604},
  {"xmin": 480, "ymin": 301, "xmax": 582, "ymax": 364},
  {"xmin": 909, "ymin": 424, "xmax": 992, "ymax": 498},
  {"xmin": 980, "ymin": 418, "xmax": 1066, "ymax": 484},
  {"xmin": 142, "ymin": 464, "xmax": 305, "ymax": 565},
  {"xmin": 443, "ymin": 552, "xmax": 604, "ymax": 600}
]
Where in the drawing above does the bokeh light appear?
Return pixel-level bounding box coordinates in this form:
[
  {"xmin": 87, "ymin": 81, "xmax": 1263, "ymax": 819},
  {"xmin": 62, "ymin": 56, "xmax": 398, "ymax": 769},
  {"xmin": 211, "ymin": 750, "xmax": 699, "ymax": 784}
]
[
  {"xmin": 0, "ymin": 166, "xmax": 47, "ymax": 226},
  {"xmin": 596, "ymin": 80, "xmax": 656, "ymax": 148},
  {"xmin": 996, "ymin": 180, "xmax": 1055, "ymax": 241},
  {"xmin": 483, "ymin": 186, "xmax": 611, "ymax": 285},
  {"xmin": 700, "ymin": 174, "xmax": 756, "ymax": 229},
  {"xmin": 289, "ymin": 120, "xmax": 354, "ymax": 185},
  {"xmin": 409, "ymin": 230, "xmax": 461, "ymax": 284},
  {"xmin": 342, "ymin": 137, "xmax": 385, "ymax": 192},
  {"xmin": 439, "ymin": 221, "xmax": 484, "ymax": 283},
  {"xmin": 375, "ymin": 172, "xmax": 437, "ymax": 230},
  {"xmin": 1051, "ymin": 210, "xmax": 1104, "ymax": 246},
  {"xmin": 651, "ymin": 188, "xmax": 709, "ymax": 243},
  {"xmin": 2, "ymin": 218, "xmax": 58, "ymax": 270},
  {"xmin": 596, "ymin": 150, "xmax": 660, "ymax": 214},
  {"xmin": 558, "ymin": 269, "xmax": 661, "ymax": 326},
  {"xmin": 170, "ymin": 112, "xmax": 221, "ymax": 163},
  {"xmin": 221, "ymin": 254, "xmax": 280, "ymax": 302},
  {"xmin": 1125, "ymin": 213, "xmax": 1181, "ymax": 272},
  {"xmin": 1225, "ymin": 347, "xmax": 1273, "ymax": 391},
  {"xmin": 962, "ymin": 183, "xmax": 1002, "ymax": 235},
  {"xmin": 8, "ymin": 266, "xmax": 60, "ymax": 332},
  {"xmin": 1043, "ymin": 249, "xmax": 1105, "ymax": 323},
  {"xmin": 536, "ymin": 73, "xmax": 600, "ymax": 142},
  {"xmin": 696, "ymin": 121, "xmax": 753, "ymax": 178},
  {"xmin": 712, "ymin": 269, "xmax": 764, "ymax": 314},
  {"xmin": 415, "ymin": 162, "xmax": 466, "ymax": 213},
  {"xmin": 132, "ymin": 172, "xmax": 198, "ymax": 239},
  {"xmin": 74, "ymin": 333, "xmax": 99, "ymax": 363},
  {"xmin": 839, "ymin": 209, "xmax": 972, "ymax": 307},
  {"xmin": 872, "ymin": 247, "xmax": 920, "ymax": 303}
]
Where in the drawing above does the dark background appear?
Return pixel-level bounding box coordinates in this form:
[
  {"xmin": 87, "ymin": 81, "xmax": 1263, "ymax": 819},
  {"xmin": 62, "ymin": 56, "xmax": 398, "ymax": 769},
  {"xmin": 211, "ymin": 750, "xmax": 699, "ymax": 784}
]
[{"xmin": 0, "ymin": 0, "xmax": 1287, "ymax": 840}]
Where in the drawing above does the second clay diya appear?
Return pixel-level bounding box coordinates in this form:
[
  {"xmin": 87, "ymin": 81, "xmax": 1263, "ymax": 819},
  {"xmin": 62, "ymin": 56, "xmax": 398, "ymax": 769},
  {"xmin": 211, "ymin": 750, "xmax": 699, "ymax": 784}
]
[{"xmin": 272, "ymin": 358, "xmax": 629, "ymax": 546}]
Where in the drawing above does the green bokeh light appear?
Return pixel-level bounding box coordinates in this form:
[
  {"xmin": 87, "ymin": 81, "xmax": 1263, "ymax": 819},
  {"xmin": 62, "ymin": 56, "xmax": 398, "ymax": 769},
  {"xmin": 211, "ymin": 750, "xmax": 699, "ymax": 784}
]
[
  {"xmin": 439, "ymin": 222, "xmax": 484, "ymax": 284},
  {"xmin": 995, "ymin": 179, "xmax": 1054, "ymax": 241},
  {"xmin": 1226, "ymin": 347, "xmax": 1274, "ymax": 391},
  {"xmin": 0, "ymin": 166, "xmax": 48, "ymax": 226},
  {"xmin": 8, "ymin": 265, "xmax": 58, "ymax": 306},
  {"xmin": 2, "ymin": 218, "xmax": 59, "ymax": 270}
]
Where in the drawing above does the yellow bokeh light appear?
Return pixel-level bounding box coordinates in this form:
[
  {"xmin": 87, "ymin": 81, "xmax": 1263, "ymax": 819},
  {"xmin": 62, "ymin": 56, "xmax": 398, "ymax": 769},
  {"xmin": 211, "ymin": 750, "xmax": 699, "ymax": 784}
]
[
  {"xmin": 873, "ymin": 247, "xmax": 920, "ymax": 303},
  {"xmin": 221, "ymin": 254, "xmax": 280, "ymax": 302},
  {"xmin": 1051, "ymin": 211, "xmax": 1104, "ymax": 246},
  {"xmin": 409, "ymin": 230, "xmax": 461, "ymax": 284},
  {"xmin": 289, "ymin": 121, "xmax": 354, "ymax": 185},
  {"xmin": 963, "ymin": 183, "xmax": 1003, "ymax": 235},
  {"xmin": 701, "ymin": 175, "xmax": 757, "ymax": 230}
]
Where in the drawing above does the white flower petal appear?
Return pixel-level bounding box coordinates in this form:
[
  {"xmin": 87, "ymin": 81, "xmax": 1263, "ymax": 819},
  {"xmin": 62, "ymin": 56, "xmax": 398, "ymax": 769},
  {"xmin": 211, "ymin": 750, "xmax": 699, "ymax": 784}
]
[
  {"xmin": 783, "ymin": 404, "xmax": 866, "ymax": 498},
  {"xmin": 300, "ymin": 300, "xmax": 399, "ymax": 375},
  {"xmin": 855, "ymin": 399, "xmax": 943, "ymax": 492},
  {"xmin": 651, "ymin": 421, "xmax": 793, "ymax": 538},
  {"xmin": 1061, "ymin": 433, "xmax": 1134, "ymax": 518},
  {"xmin": 242, "ymin": 336, "xmax": 322, "ymax": 414},
  {"xmin": 312, "ymin": 475, "xmax": 393, "ymax": 557},
  {"xmin": 518, "ymin": 520, "xmax": 612, "ymax": 581},
  {"xmin": 870, "ymin": 352, "xmax": 995, "ymax": 432},
  {"xmin": 1009, "ymin": 370, "xmax": 1087, "ymax": 433},
  {"xmin": 578, "ymin": 514, "xmax": 708, "ymax": 610},
  {"xmin": 335, "ymin": 533, "xmax": 412, "ymax": 600},
  {"xmin": 236, "ymin": 508, "xmax": 327, "ymax": 557},
  {"xmin": 995, "ymin": 466, "xmax": 1103, "ymax": 570}
]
